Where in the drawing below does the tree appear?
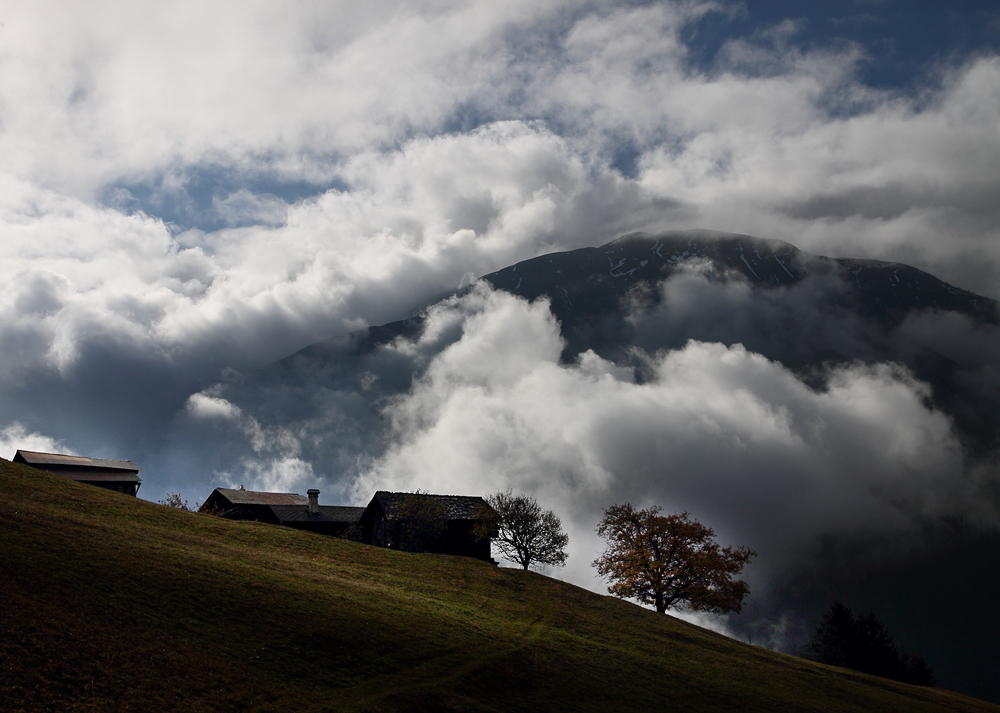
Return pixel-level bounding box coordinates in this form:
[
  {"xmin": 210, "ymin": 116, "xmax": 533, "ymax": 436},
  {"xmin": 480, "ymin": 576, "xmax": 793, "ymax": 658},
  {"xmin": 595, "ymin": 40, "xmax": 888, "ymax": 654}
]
[
  {"xmin": 808, "ymin": 602, "xmax": 935, "ymax": 686},
  {"xmin": 478, "ymin": 489, "xmax": 568, "ymax": 571},
  {"xmin": 592, "ymin": 504, "xmax": 755, "ymax": 614},
  {"xmin": 158, "ymin": 492, "xmax": 194, "ymax": 511},
  {"xmin": 902, "ymin": 652, "xmax": 937, "ymax": 687},
  {"xmin": 809, "ymin": 600, "xmax": 856, "ymax": 668},
  {"xmin": 854, "ymin": 609, "xmax": 904, "ymax": 680}
]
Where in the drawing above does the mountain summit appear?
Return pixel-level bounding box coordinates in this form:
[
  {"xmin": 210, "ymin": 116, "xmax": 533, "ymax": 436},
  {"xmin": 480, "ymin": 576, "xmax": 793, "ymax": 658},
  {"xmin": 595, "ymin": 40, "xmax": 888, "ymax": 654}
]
[
  {"xmin": 338, "ymin": 230, "xmax": 998, "ymax": 450},
  {"xmin": 482, "ymin": 229, "xmax": 996, "ymax": 361}
]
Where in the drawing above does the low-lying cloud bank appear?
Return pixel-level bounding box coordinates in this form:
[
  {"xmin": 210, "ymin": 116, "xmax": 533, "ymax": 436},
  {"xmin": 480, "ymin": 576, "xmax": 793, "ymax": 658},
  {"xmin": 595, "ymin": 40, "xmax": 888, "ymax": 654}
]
[{"xmin": 357, "ymin": 284, "xmax": 982, "ymax": 583}]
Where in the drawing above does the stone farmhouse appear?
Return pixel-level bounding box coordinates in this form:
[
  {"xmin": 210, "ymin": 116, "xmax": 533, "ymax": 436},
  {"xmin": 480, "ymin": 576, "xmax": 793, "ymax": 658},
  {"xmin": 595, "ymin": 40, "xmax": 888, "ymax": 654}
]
[{"xmin": 201, "ymin": 486, "xmax": 496, "ymax": 563}]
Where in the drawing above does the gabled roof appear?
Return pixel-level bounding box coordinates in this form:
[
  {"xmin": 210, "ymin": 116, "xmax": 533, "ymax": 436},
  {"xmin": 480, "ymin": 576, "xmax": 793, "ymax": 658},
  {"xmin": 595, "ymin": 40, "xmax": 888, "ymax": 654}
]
[
  {"xmin": 371, "ymin": 491, "xmax": 491, "ymax": 520},
  {"xmin": 269, "ymin": 505, "xmax": 365, "ymax": 524},
  {"xmin": 14, "ymin": 450, "xmax": 139, "ymax": 473},
  {"xmin": 211, "ymin": 487, "xmax": 308, "ymax": 506}
]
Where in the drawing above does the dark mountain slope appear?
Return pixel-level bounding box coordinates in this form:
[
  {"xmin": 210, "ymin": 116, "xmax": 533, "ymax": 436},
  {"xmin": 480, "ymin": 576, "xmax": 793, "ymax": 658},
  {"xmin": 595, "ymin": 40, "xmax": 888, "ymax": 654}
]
[{"xmin": 336, "ymin": 229, "xmax": 995, "ymax": 360}]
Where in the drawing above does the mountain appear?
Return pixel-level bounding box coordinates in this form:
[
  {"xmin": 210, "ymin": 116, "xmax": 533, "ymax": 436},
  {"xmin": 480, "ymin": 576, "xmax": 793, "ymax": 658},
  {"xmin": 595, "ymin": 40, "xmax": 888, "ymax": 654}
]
[
  {"xmin": 485, "ymin": 229, "xmax": 996, "ymax": 353},
  {"xmin": 355, "ymin": 229, "xmax": 996, "ymax": 346},
  {"xmin": 248, "ymin": 227, "xmax": 1000, "ymax": 492},
  {"xmin": 3, "ymin": 459, "xmax": 998, "ymax": 713},
  {"xmin": 317, "ymin": 229, "xmax": 999, "ymax": 449}
]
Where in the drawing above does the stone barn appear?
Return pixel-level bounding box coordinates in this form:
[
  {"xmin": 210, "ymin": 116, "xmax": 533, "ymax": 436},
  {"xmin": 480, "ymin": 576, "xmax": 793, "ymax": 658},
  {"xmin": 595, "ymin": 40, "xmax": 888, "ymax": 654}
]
[
  {"xmin": 359, "ymin": 491, "xmax": 496, "ymax": 563},
  {"xmin": 13, "ymin": 450, "xmax": 141, "ymax": 496}
]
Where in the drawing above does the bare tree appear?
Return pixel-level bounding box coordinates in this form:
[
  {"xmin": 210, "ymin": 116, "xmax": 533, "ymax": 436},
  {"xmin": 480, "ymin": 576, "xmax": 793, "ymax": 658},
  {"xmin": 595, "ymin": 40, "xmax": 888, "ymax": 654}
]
[
  {"xmin": 479, "ymin": 489, "xmax": 568, "ymax": 571},
  {"xmin": 158, "ymin": 492, "xmax": 194, "ymax": 511}
]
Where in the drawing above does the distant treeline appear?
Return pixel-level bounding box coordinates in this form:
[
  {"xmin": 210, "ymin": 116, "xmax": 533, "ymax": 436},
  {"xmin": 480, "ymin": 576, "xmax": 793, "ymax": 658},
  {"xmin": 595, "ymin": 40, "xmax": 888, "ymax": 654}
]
[{"xmin": 809, "ymin": 601, "xmax": 935, "ymax": 686}]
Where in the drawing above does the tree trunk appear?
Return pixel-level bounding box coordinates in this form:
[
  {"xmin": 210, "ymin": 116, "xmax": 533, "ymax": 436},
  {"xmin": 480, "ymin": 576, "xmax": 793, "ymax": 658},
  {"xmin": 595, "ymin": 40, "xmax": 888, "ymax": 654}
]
[{"xmin": 655, "ymin": 593, "xmax": 666, "ymax": 614}]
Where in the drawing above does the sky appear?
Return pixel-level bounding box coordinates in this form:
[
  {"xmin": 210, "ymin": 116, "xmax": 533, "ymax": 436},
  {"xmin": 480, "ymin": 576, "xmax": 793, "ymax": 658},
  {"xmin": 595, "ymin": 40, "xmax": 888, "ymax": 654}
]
[{"xmin": 2, "ymin": 0, "xmax": 1000, "ymax": 697}]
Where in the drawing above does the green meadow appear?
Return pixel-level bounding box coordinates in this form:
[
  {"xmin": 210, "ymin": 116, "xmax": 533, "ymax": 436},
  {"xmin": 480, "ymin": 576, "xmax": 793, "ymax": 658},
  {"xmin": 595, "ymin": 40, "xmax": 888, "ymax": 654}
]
[{"xmin": 2, "ymin": 459, "xmax": 996, "ymax": 713}]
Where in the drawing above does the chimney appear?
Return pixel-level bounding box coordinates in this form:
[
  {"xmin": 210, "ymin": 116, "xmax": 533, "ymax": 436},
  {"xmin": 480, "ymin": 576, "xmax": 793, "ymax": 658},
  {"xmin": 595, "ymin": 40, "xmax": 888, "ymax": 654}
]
[{"xmin": 307, "ymin": 489, "xmax": 320, "ymax": 514}]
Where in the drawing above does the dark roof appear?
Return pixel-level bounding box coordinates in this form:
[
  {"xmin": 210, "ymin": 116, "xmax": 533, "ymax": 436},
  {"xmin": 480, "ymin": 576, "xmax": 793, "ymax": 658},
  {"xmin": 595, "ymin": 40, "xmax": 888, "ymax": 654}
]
[
  {"xmin": 269, "ymin": 505, "xmax": 365, "ymax": 524},
  {"xmin": 211, "ymin": 488, "xmax": 308, "ymax": 506},
  {"xmin": 14, "ymin": 450, "xmax": 139, "ymax": 472},
  {"xmin": 372, "ymin": 491, "xmax": 491, "ymax": 520}
]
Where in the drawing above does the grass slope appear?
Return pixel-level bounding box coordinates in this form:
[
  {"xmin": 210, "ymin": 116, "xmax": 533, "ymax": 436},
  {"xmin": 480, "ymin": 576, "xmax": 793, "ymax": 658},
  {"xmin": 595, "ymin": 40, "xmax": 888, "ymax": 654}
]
[{"xmin": 1, "ymin": 460, "xmax": 996, "ymax": 713}]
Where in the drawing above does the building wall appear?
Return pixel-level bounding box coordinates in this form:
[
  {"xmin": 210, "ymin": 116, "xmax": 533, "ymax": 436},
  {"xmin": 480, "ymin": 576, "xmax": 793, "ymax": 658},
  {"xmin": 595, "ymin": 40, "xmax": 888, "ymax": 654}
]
[
  {"xmin": 84, "ymin": 481, "xmax": 139, "ymax": 496},
  {"xmin": 360, "ymin": 506, "xmax": 492, "ymax": 561},
  {"xmin": 21, "ymin": 463, "xmax": 140, "ymax": 497}
]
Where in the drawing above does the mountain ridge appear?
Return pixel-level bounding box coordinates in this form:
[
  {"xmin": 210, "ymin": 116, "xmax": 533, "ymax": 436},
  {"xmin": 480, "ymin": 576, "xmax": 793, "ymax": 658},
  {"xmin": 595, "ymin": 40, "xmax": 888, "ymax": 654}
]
[
  {"xmin": 338, "ymin": 229, "xmax": 996, "ymax": 358},
  {"xmin": 302, "ymin": 230, "xmax": 996, "ymax": 450}
]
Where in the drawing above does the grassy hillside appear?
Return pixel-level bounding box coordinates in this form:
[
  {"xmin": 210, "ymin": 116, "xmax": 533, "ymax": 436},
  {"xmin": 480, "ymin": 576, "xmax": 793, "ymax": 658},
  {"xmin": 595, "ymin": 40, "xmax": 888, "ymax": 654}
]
[{"xmin": 1, "ymin": 460, "xmax": 996, "ymax": 713}]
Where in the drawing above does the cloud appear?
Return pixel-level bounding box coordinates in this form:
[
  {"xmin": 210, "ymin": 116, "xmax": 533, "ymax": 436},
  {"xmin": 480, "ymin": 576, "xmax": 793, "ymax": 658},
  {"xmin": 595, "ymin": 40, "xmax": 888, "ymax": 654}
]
[
  {"xmin": 3, "ymin": 0, "xmax": 995, "ymax": 301},
  {"xmin": 624, "ymin": 258, "xmax": 1000, "ymax": 452},
  {"xmin": 633, "ymin": 54, "xmax": 1000, "ymax": 295},
  {"xmin": 0, "ymin": 0, "xmax": 571, "ymax": 198},
  {"xmin": 186, "ymin": 392, "xmax": 241, "ymax": 421},
  {"xmin": 0, "ymin": 118, "xmax": 679, "ymax": 446},
  {"xmin": 0, "ymin": 423, "xmax": 74, "ymax": 461},
  {"xmin": 355, "ymin": 285, "xmax": 975, "ymax": 594},
  {"xmin": 223, "ymin": 456, "xmax": 316, "ymax": 494}
]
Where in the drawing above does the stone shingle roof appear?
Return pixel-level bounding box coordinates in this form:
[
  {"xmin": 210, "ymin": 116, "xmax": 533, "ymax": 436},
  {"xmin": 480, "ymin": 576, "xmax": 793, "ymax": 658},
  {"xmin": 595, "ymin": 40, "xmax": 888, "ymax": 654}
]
[{"xmin": 372, "ymin": 491, "xmax": 492, "ymax": 520}]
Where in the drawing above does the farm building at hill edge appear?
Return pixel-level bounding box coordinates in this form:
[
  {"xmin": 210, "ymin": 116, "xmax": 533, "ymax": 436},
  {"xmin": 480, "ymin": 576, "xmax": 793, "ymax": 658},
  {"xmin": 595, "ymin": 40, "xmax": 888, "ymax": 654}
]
[
  {"xmin": 200, "ymin": 487, "xmax": 364, "ymax": 537},
  {"xmin": 201, "ymin": 487, "xmax": 497, "ymax": 563},
  {"xmin": 13, "ymin": 450, "xmax": 141, "ymax": 496}
]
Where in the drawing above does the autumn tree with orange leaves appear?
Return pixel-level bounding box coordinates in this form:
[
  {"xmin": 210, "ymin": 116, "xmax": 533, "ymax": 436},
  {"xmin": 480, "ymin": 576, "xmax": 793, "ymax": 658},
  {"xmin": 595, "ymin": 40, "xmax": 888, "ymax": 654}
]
[{"xmin": 593, "ymin": 504, "xmax": 756, "ymax": 615}]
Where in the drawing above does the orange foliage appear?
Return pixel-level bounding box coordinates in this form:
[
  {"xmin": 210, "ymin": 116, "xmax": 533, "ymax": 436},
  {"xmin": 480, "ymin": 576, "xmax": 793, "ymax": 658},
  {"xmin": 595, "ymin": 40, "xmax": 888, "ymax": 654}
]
[{"xmin": 593, "ymin": 504, "xmax": 755, "ymax": 614}]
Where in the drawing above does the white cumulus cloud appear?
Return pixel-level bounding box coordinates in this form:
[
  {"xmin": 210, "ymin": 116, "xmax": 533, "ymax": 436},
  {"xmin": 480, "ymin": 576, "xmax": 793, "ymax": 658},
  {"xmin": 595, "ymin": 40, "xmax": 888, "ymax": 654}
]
[{"xmin": 357, "ymin": 286, "xmax": 970, "ymax": 600}]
